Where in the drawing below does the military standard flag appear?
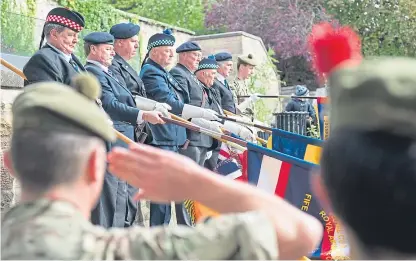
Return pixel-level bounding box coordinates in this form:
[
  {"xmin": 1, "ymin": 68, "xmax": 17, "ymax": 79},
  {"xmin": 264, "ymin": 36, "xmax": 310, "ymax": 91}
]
[
  {"xmin": 247, "ymin": 142, "xmax": 349, "ymax": 260},
  {"xmin": 271, "ymin": 128, "xmax": 323, "ymax": 164}
]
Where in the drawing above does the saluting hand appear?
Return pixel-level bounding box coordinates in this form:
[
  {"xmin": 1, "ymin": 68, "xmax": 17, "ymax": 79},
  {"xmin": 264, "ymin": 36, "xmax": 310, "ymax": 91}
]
[
  {"xmin": 142, "ymin": 111, "xmax": 165, "ymax": 124},
  {"xmin": 107, "ymin": 143, "xmax": 202, "ymax": 203}
]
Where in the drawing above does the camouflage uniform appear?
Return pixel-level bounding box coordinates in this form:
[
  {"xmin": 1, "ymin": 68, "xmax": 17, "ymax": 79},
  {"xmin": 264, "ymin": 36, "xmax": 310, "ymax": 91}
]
[
  {"xmin": 1, "ymin": 199, "xmax": 278, "ymax": 259},
  {"xmin": 1, "ymin": 75, "xmax": 279, "ymax": 260},
  {"xmin": 230, "ymin": 54, "xmax": 258, "ymax": 120}
]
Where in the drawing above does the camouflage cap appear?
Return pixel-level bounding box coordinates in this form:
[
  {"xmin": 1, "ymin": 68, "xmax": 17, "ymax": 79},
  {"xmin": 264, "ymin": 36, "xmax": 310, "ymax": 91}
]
[
  {"xmin": 238, "ymin": 54, "xmax": 258, "ymax": 66},
  {"xmin": 12, "ymin": 78, "xmax": 116, "ymax": 142},
  {"xmin": 328, "ymin": 56, "xmax": 416, "ymax": 139}
]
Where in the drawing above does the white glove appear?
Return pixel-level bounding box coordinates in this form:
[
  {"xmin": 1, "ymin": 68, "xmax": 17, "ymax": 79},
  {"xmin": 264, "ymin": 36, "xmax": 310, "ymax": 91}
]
[
  {"xmin": 134, "ymin": 96, "xmax": 172, "ymax": 117},
  {"xmin": 182, "ymin": 104, "xmax": 219, "ymax": 121},
  {"xmin": 191, "ymin": 118, "xmax": 222, "ymax": 133},
  {"xmin": 223, "ymin": 121, "xmax": 256, "ymax": 142},
  {"xmin": 237, "ymin": 93, "xmax": 260, "ymax": 112},
  {"xmin": 205, "ymin": 150, "xmax": 213, "ymax": 160}
]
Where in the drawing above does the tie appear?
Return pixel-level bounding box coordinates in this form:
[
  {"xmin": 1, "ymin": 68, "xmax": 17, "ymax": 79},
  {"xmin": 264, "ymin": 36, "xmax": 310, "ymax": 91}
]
[
  {"xmin": 224, "ymin": 79, "xmax": 230, "ymax": 90},
  {"xmin": 69, "ymin": 59, "xmax": 79, "ymax": 72}
]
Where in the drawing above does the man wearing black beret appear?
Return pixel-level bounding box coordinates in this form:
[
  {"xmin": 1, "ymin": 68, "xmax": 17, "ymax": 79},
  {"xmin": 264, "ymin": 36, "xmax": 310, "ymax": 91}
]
[
  {"xmin": 109, "ymin": 22, "xmax": 145, "ymax": 97},
  {"xmin": 83, "ymin": 31, "xmax": 165, "ymax": 229},
  {"xmin": 212, "ymin": 52, "xmax": 237, "ymax": 114},
  {"xmin": 23, "ymin": 7, "xmax": 86, "ymax": 86}
]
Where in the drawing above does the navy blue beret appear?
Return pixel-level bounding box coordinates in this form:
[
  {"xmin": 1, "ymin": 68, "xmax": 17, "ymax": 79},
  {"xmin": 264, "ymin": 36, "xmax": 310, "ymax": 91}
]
[
  {"xmin": 110, "ymin": 23, "xmax": 140, "ymax": 39},
  {"xmin": 147, "ymin": 28, "xmax": 175, "ymax": 51},
  {"xmin": 83, "ymin": 32, "xmax": 114, "ymax": 45},
  {"xmin": 214, "ymin": 52, "xmax": 233, "ymax": 62},
  {"xmin": 176, "ymin": 41, "xmax": 201, "ymax": 53},
  {"xmin": 196, "ymin": 55, "xmax": 219, "ymax": 72}
]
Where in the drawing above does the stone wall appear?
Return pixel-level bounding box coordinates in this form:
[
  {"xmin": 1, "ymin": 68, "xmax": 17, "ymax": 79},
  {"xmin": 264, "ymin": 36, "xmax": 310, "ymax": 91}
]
[
  {"xmin": 191, "ymin": 31, "xmax": 283, "ymax": 115},
  {"xmin": 1, "ymin": 71, "xmax": 23, "ymax": 213}
]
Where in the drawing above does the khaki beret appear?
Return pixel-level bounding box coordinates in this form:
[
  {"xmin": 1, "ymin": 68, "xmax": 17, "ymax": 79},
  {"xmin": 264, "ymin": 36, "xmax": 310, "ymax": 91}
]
[
  {"xmin": 12, "ymin": 80, "xmax": 116, "ymax": 142},
  {"xmin": 238, "ymin": 54, "xmax": 258, "ymax": 66},
  {"xmin": 328, "ymin": 56, "xmax": 416, "ymax": 139}
]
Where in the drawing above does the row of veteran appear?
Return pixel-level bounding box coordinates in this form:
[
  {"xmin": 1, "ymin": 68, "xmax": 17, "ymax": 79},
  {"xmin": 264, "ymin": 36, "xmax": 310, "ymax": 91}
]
[{"xmin": 21, "ymin": 6, "xmax": 260, "ymax": 229}]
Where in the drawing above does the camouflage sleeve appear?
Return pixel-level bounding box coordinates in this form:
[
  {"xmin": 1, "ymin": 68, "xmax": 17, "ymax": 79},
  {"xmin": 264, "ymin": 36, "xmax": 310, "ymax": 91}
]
[
  {"xmin": 94, "ymin": 211, "xmax": 278, "ymax": 260},
  {"xmin": 229, "ymin": 80, "xmax": 240, "ymax": 105}
]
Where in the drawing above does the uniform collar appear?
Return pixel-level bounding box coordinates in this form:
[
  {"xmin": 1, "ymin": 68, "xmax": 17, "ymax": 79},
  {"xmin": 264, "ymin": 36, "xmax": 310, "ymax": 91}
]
[
  {"xmin": 216, "ymin": 73, "xmax": 226, "ymax": 84},
  {"xmin": 146, "ymin": 58, "xmax": 167, "ymax": 73},
  {"xmin": 46, "ymin": 42, "xmax": 72, "ymax": 62},
  {"xmin": 87, "ymin": 59, "xmax": 108, "ymax": 72}
]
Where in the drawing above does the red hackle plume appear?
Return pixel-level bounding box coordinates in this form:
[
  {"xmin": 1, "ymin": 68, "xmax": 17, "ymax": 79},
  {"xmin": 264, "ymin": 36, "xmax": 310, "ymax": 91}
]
[{"xmin": 307, "ymin": 22, "xmax": 362, "ymax": 82}]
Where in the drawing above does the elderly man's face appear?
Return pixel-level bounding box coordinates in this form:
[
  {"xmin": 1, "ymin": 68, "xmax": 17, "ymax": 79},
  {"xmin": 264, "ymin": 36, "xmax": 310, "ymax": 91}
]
[
  {"xmin": 91, "ymin": 44, "xmax": 115, "ymax": 67},
  {"xmin": 50, "ymin": 27, "xmax": 79, "ymax": 55},
  {"xmin": 179, "ymin": 51, "xmax": 202, "ymax": 72},
  {"xmin": 197, "ymin": 69, "xmax": 217, "ymax": 87},
  {"xmin": 239, "ymin": 64, "xmax": 255, "ymax": 80},
  {"xmin": 218, "ymin": 61, "xmax": 233, "ymax": 77},
  {"xmin": 152, "ymin": 46, "xmax": 175, "ymax": 68},
  {"xmin": 114, "ymin": 35, "xmax": 139, "ymax": 60}
]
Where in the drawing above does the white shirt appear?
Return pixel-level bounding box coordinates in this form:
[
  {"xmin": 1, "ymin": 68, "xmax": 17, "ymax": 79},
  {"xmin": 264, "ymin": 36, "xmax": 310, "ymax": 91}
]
[
  {"xmin": 86, "ymin": 59, "xmax": 144, "ymax": 124},
  {"xmin": 47, "ymin": 42, "xmax": 72, "ymax": 62},
  {"xmin": 216, "ymin": 73, "xmax": 226, "ymax": 85}
]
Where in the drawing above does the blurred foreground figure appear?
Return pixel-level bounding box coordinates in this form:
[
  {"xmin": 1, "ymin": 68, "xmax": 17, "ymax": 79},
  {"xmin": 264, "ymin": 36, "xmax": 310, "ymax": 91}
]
[
  {"xmin": 309, "ymin": 22, "xmax": 416, "ymax": 259},
  {"xmin": 1, "ymin": 74, "xmax": 322, "ymax": 260}
]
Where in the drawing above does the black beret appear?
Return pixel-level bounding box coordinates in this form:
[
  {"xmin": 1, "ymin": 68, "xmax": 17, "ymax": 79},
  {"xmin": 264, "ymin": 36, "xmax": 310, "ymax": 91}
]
[
  {"xmin": 45, "ymin": 7, "xmax": 85, "ymax": 32},
  {"xmin": 214, "ymin": 52, "xmax": 233, "ymax": 62},
  {"xmin": 110, "ymin": 23, "xmax": 140, "ymax": 39},
  {"xmin": 83, "ymin": 32, "xmax": 114, "ymax": 45},
  {"xmin": 147, "ymin": 28, "xmax": 175, "ymax": 51},
  {"xmin": 176, "ymin": 41, "xmax": 201, "ymax": 53},
  {"xmin": 195, "ymin": 55, "xmax": 219, "ymax": 72}
]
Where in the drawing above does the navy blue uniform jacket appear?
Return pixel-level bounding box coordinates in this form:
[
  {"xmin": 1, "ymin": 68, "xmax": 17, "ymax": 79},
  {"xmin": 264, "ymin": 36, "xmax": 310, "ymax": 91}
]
[
  {"xmin": 212, "ymin": 78, "xmax": 236, "ymax": 114},
  {"xmin": 23, "ymin": 44, "xmax": 85, "ymax": 86},
  {"xmin": 140, "ymin": 59, "xmax": 187, "ymax": 146}
]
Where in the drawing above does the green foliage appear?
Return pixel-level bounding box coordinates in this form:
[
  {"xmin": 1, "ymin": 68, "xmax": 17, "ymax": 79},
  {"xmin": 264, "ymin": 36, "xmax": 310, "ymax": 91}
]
[
  {"xmin": 325, "ymin": 0, "xmax": 416, "ymax": 57},
  {"xmin": 248, "ymin": 48, "xmax": 282, "ymax": 124},
  {"xmin": 108, "ymin": 0, "xmax": 205, "ymax": 33},
  {"xmin": 1, "ymin": 0, "xmax": 37, "ymax": 56}
]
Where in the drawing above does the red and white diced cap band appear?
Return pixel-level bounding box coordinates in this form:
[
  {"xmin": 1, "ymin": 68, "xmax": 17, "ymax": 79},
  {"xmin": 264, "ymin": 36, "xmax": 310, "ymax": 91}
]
[{"xmin": 46, "ymin": 15, "xmax": 84, "ymax": 32}]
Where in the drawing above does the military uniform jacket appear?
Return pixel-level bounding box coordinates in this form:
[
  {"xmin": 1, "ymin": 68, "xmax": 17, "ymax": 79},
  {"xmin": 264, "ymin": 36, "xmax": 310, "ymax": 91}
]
[
  {"xmin": 1, "ymin": 199, "xmax": 279, "ymax": 259},
  {"xmin": 212, "ymin": 78, "xmax": 237, "ymax": 114},
  {"xmin": 109, "ymin": 53, "xmax": 146, "ymax": 97},
  {"xmin": 23, "ymin": 44, "xmax": 85, "ymax": 86},
  {"xmin": 140, "ymin": 59, "xmax": 187, "ymax": 146},
  {"xmin": 170, "ymin": 64, "xmax": 212, "ymax": 148},
  {"xmin": 230, "ymin": 77, "xmax": 255, "ymax": 119},
  {"xmin": 85, "ymin": 62, "xmax": 139, "ymax": 142},
  {"xmin": 86, "ymin": 62, "xmax": 141, "ymax": 228},
  {"xmin": 109, "ymin": 53, "xmax": 153, "ymax": 141}
]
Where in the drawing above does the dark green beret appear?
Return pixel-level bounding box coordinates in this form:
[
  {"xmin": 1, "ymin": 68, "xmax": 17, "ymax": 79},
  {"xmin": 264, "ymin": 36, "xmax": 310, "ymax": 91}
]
[
  {"xmin": 110, "ymin": 23, "xmax": 140, "ymax": 39},
  {"xmin": 12, "ymin": 81, "xmax": 116, "ymax": 142},
  {"xmin": 328, "ymin": 57, "xmax": 416, "ymax": 139},
  {"xmin": 84, "ymin": 32, "xmax": 114, "ymax": 45},
  {"xmin": 238, "ymin": 53, "xmax": 258, "ymax": 66}
]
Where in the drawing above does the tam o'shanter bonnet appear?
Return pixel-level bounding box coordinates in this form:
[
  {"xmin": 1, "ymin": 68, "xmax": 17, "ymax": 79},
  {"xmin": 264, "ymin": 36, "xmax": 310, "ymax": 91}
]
[
  {"xmin": 196, "ymin": 55, "xmax": 219, "ymax": 72},
  {"xmin": 308, "ymin": 22, "xmax": 416, "ymax": 139},
  {"xmin": 147, "ymin": 28, "xmax": 175, "ymax": 51},
  {"xmin": 39, "ymin": 7, "xmax": 85, "ymax": 49}
]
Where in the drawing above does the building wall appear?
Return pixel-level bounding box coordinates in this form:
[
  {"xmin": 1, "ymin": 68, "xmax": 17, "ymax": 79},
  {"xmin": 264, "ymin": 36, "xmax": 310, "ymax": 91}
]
[{"xmin": 191, "ymin": 31, "xmax": 282, "ymax": 117}]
